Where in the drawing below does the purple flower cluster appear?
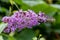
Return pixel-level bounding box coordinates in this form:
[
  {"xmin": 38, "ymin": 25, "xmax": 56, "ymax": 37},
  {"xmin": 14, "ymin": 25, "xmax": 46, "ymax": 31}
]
[{"xmin": 2, "ymin": 9, "xmax": 47, "ymax": 33}]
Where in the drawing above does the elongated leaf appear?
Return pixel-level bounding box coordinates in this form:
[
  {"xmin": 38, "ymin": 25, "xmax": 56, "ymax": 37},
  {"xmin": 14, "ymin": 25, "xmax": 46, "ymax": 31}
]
[
  {"xmin": 50, "ymin": 4, "xmax": 60, "ymax": 9},
  {"xmin": 14, "ymin": 29, "xmax": 35, "ymax": 40},
  {"xmin": 0, "ymin": 22, "xmax": 7, "ymax": 33},
  {"xmin": 31, "ymin": 4, "xmax": 57, "ymax": 13},
  {"xmin": 0, "ymin": 36, "xmax": 4, "ymax": 40},
  {"xmin": 0, "ymin": 7, "xmax": 8, "ymax": 13},
  {"xmin": 22, "ymin": 0, "xmax": 45, "ymax": 6}
]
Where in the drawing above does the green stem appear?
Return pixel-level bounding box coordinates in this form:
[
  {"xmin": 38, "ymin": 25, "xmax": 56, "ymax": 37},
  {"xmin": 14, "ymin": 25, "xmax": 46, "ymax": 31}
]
[
  {"xmin": 10, "ymin": 0, "xmax": 20, "ymax": 10},
  {"xmin": 13, "ymin": 2, "xmax": 20, "ymax": 10}
]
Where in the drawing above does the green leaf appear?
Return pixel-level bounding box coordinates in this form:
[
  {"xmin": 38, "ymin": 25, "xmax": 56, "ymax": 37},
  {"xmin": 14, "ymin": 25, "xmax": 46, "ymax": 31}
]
[
  {"xmin": 55, "ymin": 12, "xmax": 60, "ymax": 24},
  {"xmin": 8, "ymin": 36, "xmax": 15, "ymax": 40},
  {"xmin": 14, "ymin": 0, "xmax": 30, "ymax": 10},
  {"xmin": 0, "ymin": 7, "xmax": 9, "ymax": 16},
  {"xmin": 22, "ymin": 0, "xmax": 45, "ymax": 6},
  {"xmin": 10, "ymin": 0, "xmax": 14, "ymax": 5},
  {"xmin": 50, "ymin": 4, "xmax": 60, "ymax": 9},
  {"xmin": 14, "ymin": 29, "xmax": 35, "ymax": 40},
  {"xmin": 0, "ymin": 0, "xmax": 9, "ymax": 3},
  {"xmin": 3, "ymin": 36, "xmax": 8, "ymax": 40},
  {"xmin": 0, "ymin": 36, "xmax": 4, "ymax": 40},
  {"xmin": 0, "ymin": 23, "xmax": 7, "ymax": 33},
  {"xmin": 31, "ymin": 4, "xmax": 57, "ymax": 14},
  {"xmin": 21, "ymin": 3, "xmax": 30, "ymax": 10},
  {"xmin": 0, "ymin": 7, "xmax": 8, "ymax": 13},
  {"xmin": 14, "ymin": 0, "xmax": 22, "ymax": 5},
  {"xmin": 14, "ymin": 0, "xmax": 44, "ymax": 6},
  {"xmin": 14, "ymin": 0, "xmax": 57, "ymax": 15},
  {"xmin": 14, "ymin": 0, "xmax": 45, "ymax": 11},
  {"xmin": 1, "ymin": 33, "xmax": 15, "ymax": 40}
]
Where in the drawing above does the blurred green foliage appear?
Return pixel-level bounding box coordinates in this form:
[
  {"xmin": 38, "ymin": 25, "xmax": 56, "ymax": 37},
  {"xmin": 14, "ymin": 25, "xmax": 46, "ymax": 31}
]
[
  {"xmin": 0, "ymin": 0, "xmax": 60, "ymax": 40},
  {"xmin": 14, "ymin": 29, "xmax": 35, "ymax": 40}
]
